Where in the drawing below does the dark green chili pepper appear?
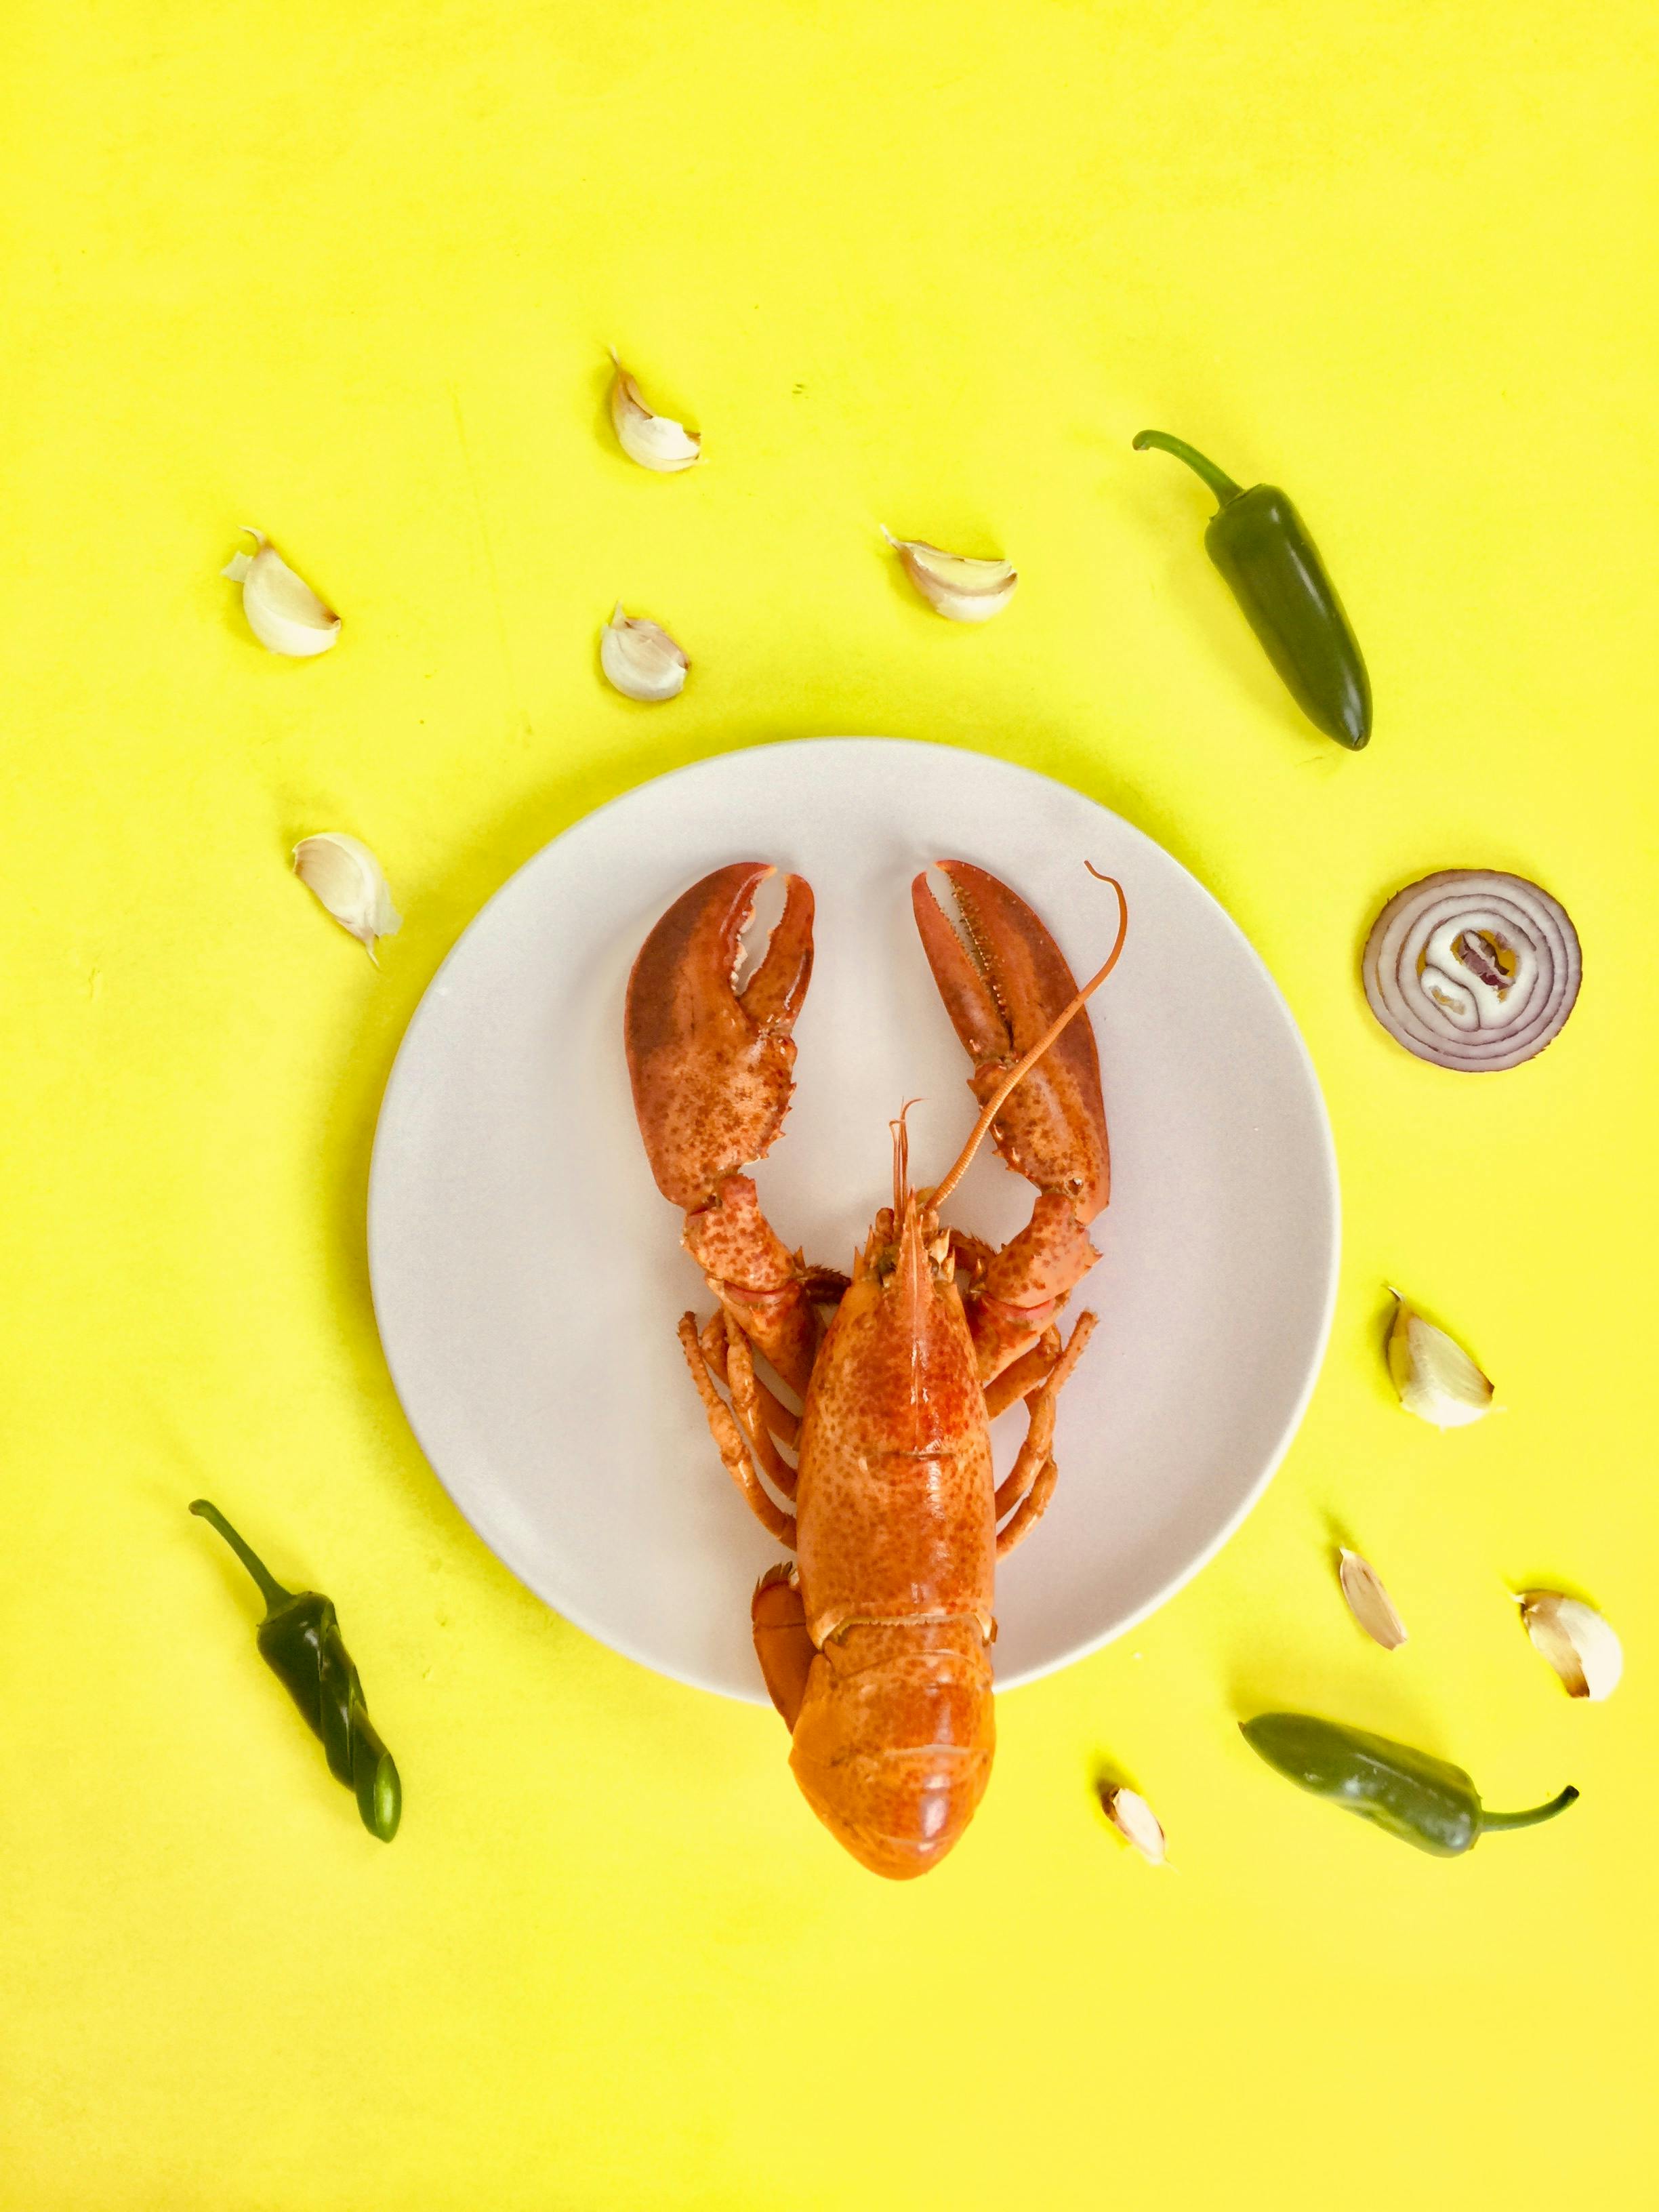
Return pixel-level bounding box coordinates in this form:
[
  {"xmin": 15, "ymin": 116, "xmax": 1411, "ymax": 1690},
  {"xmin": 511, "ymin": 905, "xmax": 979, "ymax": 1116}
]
[
  {"xmin": 1133, "ymin": 430, "xmax": 1372, "ymax": 750},
  {"xmin": 191, "ymin": 1498, "xmax": 401, "ymax": 1841},
  {"xmin": 1242, "ymin": 1713, "xmax": 1575, "ymax": 1856}
]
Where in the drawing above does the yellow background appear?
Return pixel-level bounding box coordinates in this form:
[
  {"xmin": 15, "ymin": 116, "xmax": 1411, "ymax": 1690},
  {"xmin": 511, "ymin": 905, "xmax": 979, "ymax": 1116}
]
[{"xmin": 3, "ymin": 2, "xmax": 1655, "ymax": 2205}]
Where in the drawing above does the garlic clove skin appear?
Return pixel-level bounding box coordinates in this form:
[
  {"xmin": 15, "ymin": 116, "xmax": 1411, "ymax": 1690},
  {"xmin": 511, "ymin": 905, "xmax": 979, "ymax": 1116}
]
[
  {"xmin": 1520, "ymin": 1591, "xmax": 1623, "ymax": 1701},
  {"xmin": 608, "ymin": 352, "xmax": 701, "ymax": 472},
  {"xmin": 1097, "ymin": 1784, "xmax": 1168, "ymax": 1866},
  {"xmin": 600, "ymin": 604, "xmax": 689, "ymax": 702},
  {"xmin": 293, "ymin": 834, "xmax": 401, "ymax": 962},
  {"xmin": 1387, "ymin": 1294, "xmax": 1494, "ymax": 1428},
  {"xmin": 882, "ymin": 529, "xmax": 1017, "ymax": 623},
  {"xmin": 1337, "ymin": 1547, "xmax": 1408, "ymax": 1650},
  {"xmin": 223, "ymin": 531, "xmax": 340, "ymax": 656}
]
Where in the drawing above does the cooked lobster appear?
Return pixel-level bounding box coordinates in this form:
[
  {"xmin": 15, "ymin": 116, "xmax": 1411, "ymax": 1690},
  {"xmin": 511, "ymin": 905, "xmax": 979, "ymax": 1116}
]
[{"xmin": 625, "ymin": 860, "xmax": 1125, "ymax": 1877}]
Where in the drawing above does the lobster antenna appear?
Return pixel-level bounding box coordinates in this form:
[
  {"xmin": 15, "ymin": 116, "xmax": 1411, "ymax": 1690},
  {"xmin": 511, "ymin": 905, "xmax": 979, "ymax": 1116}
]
[
  {"xmin": 890, "ymin": 1100, "xmax": 919, "ymax": 1214},
  {"xmin": 928, "ymin": 872, "xmax": 1128, "ymax": 1215}
]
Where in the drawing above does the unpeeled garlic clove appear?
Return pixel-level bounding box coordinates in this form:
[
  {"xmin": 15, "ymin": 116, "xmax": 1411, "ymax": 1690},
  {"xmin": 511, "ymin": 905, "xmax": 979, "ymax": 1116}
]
[
  {"xmin": 600, "ymin": 604, "xmax": 689, "ymax": 702},
  {"xmin": 608, "ymin": 352, "xmax": 701, "ymax": 471},
  {"xmin": 223, "ymin": 530, "xmax": 340, "ymax": 656},
  {"xmin": 882, "ymin": 529, "xmax": 1017, "ymax": 623},
  {"xmin": 293, "ymin": 834, "xmax": 401, "ymax": 962},
  {"xmin": 1386, "ymin": 1293, "xmax": 1494, "ymax": 1429},
  {"xmin": 1519, "ymin": 1591, "xmax": 1623, "ymax": 1702},
  {"xmin": 1097, "ymin": 1783, "xmax": 1167, "ymax": 1866},
  {"xmin": 1337, "ymin": 1547, "xmax": 1408, "ymax": 1650}
]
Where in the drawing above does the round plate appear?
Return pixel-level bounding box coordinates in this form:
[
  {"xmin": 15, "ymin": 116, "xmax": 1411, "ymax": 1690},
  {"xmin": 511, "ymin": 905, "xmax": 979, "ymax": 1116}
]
[{"xmin": 369, "ymin": 739, "xmax": 1338, "ymax": 1702}]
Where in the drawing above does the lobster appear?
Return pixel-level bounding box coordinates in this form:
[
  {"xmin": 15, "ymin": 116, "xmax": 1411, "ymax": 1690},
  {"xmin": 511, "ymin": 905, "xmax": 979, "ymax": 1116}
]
[{"xmin": 624, "ymin": 859, "xmax": 1126, "ymax": 1878}]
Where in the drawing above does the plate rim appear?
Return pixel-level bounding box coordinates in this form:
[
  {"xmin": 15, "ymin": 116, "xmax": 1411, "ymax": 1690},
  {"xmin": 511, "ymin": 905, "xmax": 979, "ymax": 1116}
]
[{"xmin": 367, "ymin": 734, "xmax": 1341, "ymax": 1701}]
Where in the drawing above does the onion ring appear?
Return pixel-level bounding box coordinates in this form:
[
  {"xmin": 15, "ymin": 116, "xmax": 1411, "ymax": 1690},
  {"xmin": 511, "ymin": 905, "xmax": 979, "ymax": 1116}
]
[{"xmin": 1361, "ymin": 869, "xmax": 1581, "ymax": 1071}]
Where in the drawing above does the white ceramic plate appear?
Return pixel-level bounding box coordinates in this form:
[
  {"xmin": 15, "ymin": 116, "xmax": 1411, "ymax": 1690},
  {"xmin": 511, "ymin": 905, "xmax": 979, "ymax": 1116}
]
[{"xmin": 369, "ymin": 739, "xmax": 1338, "ymax": 1702}]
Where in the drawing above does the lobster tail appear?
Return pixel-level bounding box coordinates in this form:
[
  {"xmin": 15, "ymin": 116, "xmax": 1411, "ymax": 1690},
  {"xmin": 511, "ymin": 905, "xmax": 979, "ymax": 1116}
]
[{"xmin": 786, "ymin": 1620, "xmax": 995, "ymax": 1880}]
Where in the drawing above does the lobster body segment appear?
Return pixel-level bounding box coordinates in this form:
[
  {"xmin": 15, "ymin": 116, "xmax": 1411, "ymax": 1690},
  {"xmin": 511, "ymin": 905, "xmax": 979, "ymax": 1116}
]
[
  {"xmin": 624, "ymin": 859, "xmax": 1121, "ymax": 1879},
  {"xmin": 774, "ymin": 1193, "xmax": 998, "ymax": 1879},
  {"xmin": 795, "ymin": 1200, "xmax": 995, "ymax": 1649}
]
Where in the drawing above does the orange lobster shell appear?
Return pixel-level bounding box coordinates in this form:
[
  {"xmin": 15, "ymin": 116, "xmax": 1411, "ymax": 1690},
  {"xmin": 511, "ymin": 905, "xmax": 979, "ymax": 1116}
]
[{"xmin": 625, "ymin": 861, "xmax": 1124, "ymax": 1877}]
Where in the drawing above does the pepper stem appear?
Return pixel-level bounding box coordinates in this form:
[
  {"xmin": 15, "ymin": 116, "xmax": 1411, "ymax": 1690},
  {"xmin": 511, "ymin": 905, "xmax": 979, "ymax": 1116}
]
[
  {"xmin": 1132, "ymin": 430, "xmax": 1244, "ymax": 510},
  {"xmin": 190, "ymin": 1498, "xmax": 292, "ymax": 1613},
  {"xmin": 1481, "ymin": 1785, "xmax": 1580, "ymax": 1832}
]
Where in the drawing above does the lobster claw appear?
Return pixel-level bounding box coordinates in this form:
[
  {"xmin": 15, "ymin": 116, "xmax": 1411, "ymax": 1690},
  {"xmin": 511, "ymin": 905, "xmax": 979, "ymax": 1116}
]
[
  {"xmin": 626, "ymin": 863, "xmax": 815, "ymax": 1210},
  {"xmin": 912, "ymin": 861, "xmax": 1109, "ymax": 1223}
]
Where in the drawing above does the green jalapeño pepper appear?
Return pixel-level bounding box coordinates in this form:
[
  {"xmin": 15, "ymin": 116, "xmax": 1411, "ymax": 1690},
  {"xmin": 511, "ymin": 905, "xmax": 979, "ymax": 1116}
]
[
  {"xmin": 1242, "ymin": 1713, "xmax": 1576, "ymax": 1856},
  {"xmin": 192, "ymin": 1499, "xmax": 401, "ymax": 1840},
  {"xmin": 1133, "ymin": 430, "xmax": 1372, "ymax": 750}
]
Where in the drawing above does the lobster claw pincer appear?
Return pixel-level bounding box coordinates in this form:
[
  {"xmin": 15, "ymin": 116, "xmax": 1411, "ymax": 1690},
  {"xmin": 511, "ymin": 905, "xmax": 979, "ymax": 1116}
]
[
  {"xmin": 626, "ymin": 862, "xmax": 815, "ymax": 1210},
  {"xmin": 912, "ymin": 861, "xmax": 1109, "ymax": 1223}
]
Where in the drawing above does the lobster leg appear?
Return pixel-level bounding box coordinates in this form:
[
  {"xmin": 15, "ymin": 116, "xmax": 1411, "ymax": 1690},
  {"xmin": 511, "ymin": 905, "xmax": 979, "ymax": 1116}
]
[
  {"xmin": 914, "ymin": 862, "xmax": 1111, "ymax": 1389},
  {"xmin": 994, "ymin": 1311, "xmax": 1097, "ymax": 1557},
  {"xmin": 981, "ymin": 1324, "xmax": 1061, "ymax": 1420},
  {"xmin": 997, "ymin": 1460, "xmax": 1059, "ymax": 1557},
  {"xmin": 714, "ymin": 1313, "xmax": 799, "ymax": 1500},
  {"xmin": 627, "ymin": 863, "xmax": 830, "ymax": 1396},
  {"xmin": 676, "ymin": 1315, "xmax": 796, "ymax": 1547},
  {"xmin": 699, "ymin": 1311, "xmax": 799, "ymax": 1450}
]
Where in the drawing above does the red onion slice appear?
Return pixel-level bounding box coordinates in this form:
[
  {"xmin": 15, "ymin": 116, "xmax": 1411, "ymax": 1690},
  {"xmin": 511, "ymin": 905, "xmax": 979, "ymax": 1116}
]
[{"xmin": 1362, "ymin": 869, "xmax": 1581, "ymax": 1071}]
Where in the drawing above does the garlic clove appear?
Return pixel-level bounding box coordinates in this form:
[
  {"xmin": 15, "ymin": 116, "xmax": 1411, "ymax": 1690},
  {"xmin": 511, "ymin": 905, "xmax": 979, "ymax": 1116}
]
[
  {"xmin": 293, "ymin": 834, "xmax": 401, "ymax": 962},
  {"xmin": 1337, "ymin": 1547, "xmax": 1408, "ymax": 1650},
  {"xmin": 882, "ymin": 529, "xmax": 1017, "ymax": 623},
  {"xmin": 600, "ymin": 604, "xmax": 689, "ymax": 702},
  {"xmin": 1386, "ymin": 1294, "xmax": 1494, "ymax": 1428},
  {"xmin": 608, "ymin": 352, "xmax": 701, "ymax": 471},
  {"xmin": 1519, "ymin": 1591, "xmax": 1623, "ymax": 1701},
  {"xmin": 1097, "ymin": 1783, "xmax": 1168, "ymax": 1866},
  {"xmin": 223, "ymin": 530, "xmax": 340, "ymax": 656}
]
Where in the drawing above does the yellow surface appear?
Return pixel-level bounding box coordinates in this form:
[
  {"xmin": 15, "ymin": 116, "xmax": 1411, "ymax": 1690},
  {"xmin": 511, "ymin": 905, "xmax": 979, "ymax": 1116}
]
[{"xmin": 2, "ymin": 2, "xmax": 1655, "ymax": 2204}]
